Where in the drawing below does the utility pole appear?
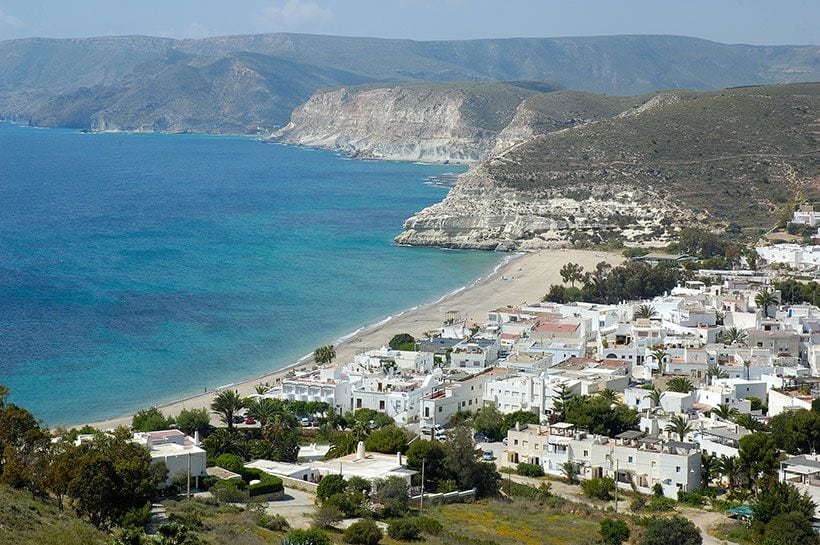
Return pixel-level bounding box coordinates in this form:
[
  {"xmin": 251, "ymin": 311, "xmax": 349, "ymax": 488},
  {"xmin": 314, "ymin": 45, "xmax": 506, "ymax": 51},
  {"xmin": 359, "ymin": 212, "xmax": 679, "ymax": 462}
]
[
  {"xmin": 614, "ymin": 458, "xmax": 619, "ymax": 513},
  {"xmin": 187, "ymin": 451, "xmax": 192, "ymax": 499},
  {"xmin": 420, "ymin": 458, "xmax": 425, "ymax": 512}
]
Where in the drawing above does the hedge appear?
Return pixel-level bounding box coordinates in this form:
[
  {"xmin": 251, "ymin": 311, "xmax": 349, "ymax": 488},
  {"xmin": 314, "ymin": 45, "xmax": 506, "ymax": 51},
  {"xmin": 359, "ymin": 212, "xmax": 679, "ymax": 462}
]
[{"xmin": 239, "ymin": 467, "xmax": 284, "ymax": 497}]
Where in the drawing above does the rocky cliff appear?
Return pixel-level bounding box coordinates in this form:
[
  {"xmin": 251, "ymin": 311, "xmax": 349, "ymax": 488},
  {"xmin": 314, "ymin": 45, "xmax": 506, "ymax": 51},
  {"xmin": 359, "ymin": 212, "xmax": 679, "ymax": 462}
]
[
  {"xmin": 397, "ymin": 83, "xmax": 820, "ymax": 250},
  {"xmin": 270, "ymin": 83, "xmax": 555, "ymax": 162}
]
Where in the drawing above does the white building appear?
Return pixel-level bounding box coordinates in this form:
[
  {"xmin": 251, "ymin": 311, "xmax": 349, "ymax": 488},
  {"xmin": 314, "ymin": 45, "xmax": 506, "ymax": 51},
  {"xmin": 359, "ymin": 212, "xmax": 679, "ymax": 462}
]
[
  {"xmin": 351, "ymin": 372, "xmax": 439, "ymax": 425},
  {"xmin": 449, "ymin": 338, "xmax": 500, "ymax": 371},
  {"xmin": 133, "ymin": 430, "xmax": 207, "ymax": 487},
  {"xmin": 268, "ymin": 366, "xmax": 356, "ymax": 413},
  {"xmin": 756, "ymin": 244, "xmax": 820, "ymax": 270},
  {"xmin": 779, "ymin": 454, "xmax": 820, "ymax": 520},
  {"xmin": 419, "ymin": 368, "xmax": 512, "ymax": 427}
]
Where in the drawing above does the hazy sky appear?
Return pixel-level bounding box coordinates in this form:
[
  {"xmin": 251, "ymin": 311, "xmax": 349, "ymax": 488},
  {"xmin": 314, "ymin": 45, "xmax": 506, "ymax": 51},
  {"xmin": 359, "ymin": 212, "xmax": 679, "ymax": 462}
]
[{"xmin": 0, "ymin": 0, "xmax": 817, "ymax": 45}]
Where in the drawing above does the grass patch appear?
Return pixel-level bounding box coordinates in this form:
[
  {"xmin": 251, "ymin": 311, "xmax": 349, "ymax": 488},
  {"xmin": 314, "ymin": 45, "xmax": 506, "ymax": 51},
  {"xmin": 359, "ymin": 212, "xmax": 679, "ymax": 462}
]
[{"xmin": 709, "ymin": 521, "xmax": 756, "ymax": 545}]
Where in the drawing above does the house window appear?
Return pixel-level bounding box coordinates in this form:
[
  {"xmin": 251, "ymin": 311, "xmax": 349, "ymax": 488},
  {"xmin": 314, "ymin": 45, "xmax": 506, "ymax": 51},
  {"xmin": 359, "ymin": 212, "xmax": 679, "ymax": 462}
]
[
  {"xmin": 514, "ymin": 439, "xmax": 519, "ymax": 446},
  {"xmin": 628, "ymin": 456, "xmax": 633, "ymax": 463},
  {"xmin": 676, "ymin": 466, "xmax": 681, "ymax": 473},
  {"xmin": 438, "ymin": 407, "xmax": 443, "ymax": 413},
  {"xmin": 356, "ymin": 399, "xmax": 362, "ymax": 408},
  {"xmin": 583, "ymin": 450, "xmax": 588, "ymax": 457},
  {"xmin": 462, "ymin": 401, "xmax": 466, "ymax": 407},
  {"xmin": 468, "ymin": 399, "xmax": 472, "ymax": 406},
  {"xmin": 379, "ymin": 400, "xmax": 385, "ymax": 410},
  {"xmin": 424, "ymin": 407, "xmax": 430, "ymax": 418}
]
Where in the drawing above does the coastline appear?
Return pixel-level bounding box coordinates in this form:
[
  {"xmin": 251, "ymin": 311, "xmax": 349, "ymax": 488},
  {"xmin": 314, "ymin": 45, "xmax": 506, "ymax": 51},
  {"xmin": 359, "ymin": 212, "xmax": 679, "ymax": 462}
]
[{"xmin": 85, "ymin": 248, "xmax": 624, "ymax": 430}]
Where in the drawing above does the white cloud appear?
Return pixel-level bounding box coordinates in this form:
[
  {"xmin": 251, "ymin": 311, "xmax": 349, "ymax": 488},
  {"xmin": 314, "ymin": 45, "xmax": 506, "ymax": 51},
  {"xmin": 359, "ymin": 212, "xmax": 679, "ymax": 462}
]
[
  {"xmin": 257, "ymin": 0, "xmax": 332, "ymax": 30},
  {"xmin": 0, "ymin": 9, "xmax": 23, "ymax": 28}
]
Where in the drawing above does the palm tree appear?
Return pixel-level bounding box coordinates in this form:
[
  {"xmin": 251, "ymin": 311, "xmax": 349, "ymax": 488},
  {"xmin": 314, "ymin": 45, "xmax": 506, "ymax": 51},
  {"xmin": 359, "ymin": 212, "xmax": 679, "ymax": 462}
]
[
  {"xmin": 711, "ymin": 403, "xmax": 738, "ymax": 421},
  {"xmin": 203, "ymin": 428, "xmax": 246, "ymax": 457},
  {"xmin": 326, "ymin": 431, "xmax": 357, "ymax": 459},
  {"xmin": 648, "ymin": 346, "xmax": 668, "ymax": 377},
  {"xmin": 666, "ymin": 377, "xmax": 695, "ymax": 393},
  {"xmin": 717, "ymin": 456, "xmax": 740, "ymax": 492},
  {"xmin": 742, "ymin": 359, "xmax": 751, "ymax": 381},
  {"xmin": 665, "ymin": 414, "xmax": 694, "ymax": 441},
  {"xmin": 754, "ymin": 290, "xmax": 780, "ymax": 318},
  {"xmin": 701, "ymin": 452, "xmax": 716, "ymax": 489},
  {"xmin": 254, "ymin": 384, "xmax": 269, "ymax": 395},
  {"xmin": 706, "ymin": 364, "xmax": 727, "ymax": 386},
  {"xmin": 733, "ymin": 413, "xmax": 766, "ymax": 432},
  {"xmin": 597, "ymin": 389, "xmax": 619, "ymax": 404},
  {"xmin": 244, "ymin": 397, "xmax": 280, "ymax": 427},
  {"xmin": 561, "ymin": 461, "xmax": 577, "ymax": 484},
  {"xmin": 648, "ymin": 388, "xmax": 665, "ymax": 410},
  {"xmin": 719, "ymin": 327, "xmax": 748, "ymax": 347},
  {"xmin": 0, "ymin": 385, "xmax": 8, "ymax": 407},
  {"xmin": 313, "ymin": 345, "xmax": 336, "ymax": 365},
  {"xmin": 635, "ymin": 304, "xmax": 659, "ymax": 320},
  {"xmin": 210, "ymin": 390, "xmax": 246, "ymax": 430}
]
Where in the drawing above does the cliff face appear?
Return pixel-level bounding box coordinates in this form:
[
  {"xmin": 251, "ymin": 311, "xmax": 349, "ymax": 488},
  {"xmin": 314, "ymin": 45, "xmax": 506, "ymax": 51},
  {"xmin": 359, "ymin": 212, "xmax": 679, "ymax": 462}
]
[
  {"xmin": 270, "ymin": 83, "xmax": 545, "ymax": 162},
  {"xmin": 397, "ymin": 83, "xmax": 820, "ymax": 250}
]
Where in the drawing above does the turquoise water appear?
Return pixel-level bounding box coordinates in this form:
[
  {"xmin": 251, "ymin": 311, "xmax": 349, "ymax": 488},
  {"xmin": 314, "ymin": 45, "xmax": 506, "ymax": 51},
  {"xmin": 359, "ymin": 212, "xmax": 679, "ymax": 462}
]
[{"xmin": 0, "ymin": 124, "xmax": 501, "ymax": 426}]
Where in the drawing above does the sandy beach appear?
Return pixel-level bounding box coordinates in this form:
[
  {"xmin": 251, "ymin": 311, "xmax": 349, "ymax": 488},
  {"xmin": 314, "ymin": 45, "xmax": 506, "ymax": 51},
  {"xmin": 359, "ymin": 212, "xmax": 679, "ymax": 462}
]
[{"xmin": 87, "ymin": 248, "xmax": 623, "ymax": 430}]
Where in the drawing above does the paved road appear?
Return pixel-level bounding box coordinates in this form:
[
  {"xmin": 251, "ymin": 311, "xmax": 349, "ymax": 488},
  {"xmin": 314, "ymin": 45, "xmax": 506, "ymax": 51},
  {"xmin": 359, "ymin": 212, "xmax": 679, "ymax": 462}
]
[{"xmin": 480, "ymin": 441, "xmax": 737, "ymax": 545}]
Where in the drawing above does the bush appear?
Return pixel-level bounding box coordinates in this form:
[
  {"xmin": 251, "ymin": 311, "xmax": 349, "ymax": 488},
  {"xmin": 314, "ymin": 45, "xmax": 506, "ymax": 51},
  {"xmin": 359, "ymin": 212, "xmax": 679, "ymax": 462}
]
[
  {"xmin": 414, "ymin": 515, "xmax": 443, "ymax": 535},
  {"xmin": 581, "ymin": 477, "xmax": 616, "ymax": 500},
  {"xmin": 132, "ymin": 407, "xmax": 174, "ymax": 432},
  {"xmin": 284, "ymin": 528, "xmax": 333, "ymax": 545},
  {"xmin": 343, "ymin": 519, "xmax": 383, "ymax": 545},
  {"xmin": 600, "ymin": 518, "xmax": 630, "ymax": 545},
  {"xmin": 120, "ymin": 503, "xmax": 152, "ymax": 529},
  {"xmin": 312, "ymin": 503, "xmax": 344, "ymax": 529},
  {"xmin": 516, "ymin": 462, "xmax": 544, "ymax": 477},
  {"xmin": 639, "ymin": 515, "xmax": 701, "ymax": 545},
  {"xmin": 647, "ymin": 496, "xmax": 676, "ymax": 512},
  {"xmin": 677, "ymin": 490, "xmax": 705, "ymax": 507},
  {"xmin": 388, "ymin": 518, "xmax": 422, "ymax": 541},
  {"xmin": 630, "ymin": 495, "xmax": 647, "ymax": 512},
  {"xmin": 257, "ymin": 512, "xmax": 289, "ymax": 532},
  {"xmin": 365, "ymin": 425, "xmax": 409, "ymax": 454},
  {"xmin": 214, "ymin": 453, "xmax": 245, "ymax": 473},
  {"xmin": 317, "ymin": 474, "xmax": 347, "ymax": 501},
  {"xmin": 211, "ymin": 480, "xmax": 248, "ymax": 503}
]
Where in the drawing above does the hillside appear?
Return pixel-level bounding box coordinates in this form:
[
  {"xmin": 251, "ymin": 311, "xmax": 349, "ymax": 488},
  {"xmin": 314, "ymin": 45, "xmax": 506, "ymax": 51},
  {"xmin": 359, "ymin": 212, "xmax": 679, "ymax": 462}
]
[
  {"xmin": 0, "ymin": 485, "xmax": 106, "ymax": 545},
  {"xmin": 396, "ymin": 82, "xmax": 820, "ymax": 250},
  {"xmin": 0, "ymin": 33, "xmax": 817, "ymax": 133},
  {"xmin": 271, "ymin": 81, "xmax": 562, "ymax": 162}
]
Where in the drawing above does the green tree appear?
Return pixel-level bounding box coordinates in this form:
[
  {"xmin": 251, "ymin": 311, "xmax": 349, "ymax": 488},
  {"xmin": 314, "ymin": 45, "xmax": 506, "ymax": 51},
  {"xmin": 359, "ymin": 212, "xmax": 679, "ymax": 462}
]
[
  {"xmin": 639, "ymin": 515, "xmax": 702, "ymax": 545},
  {"xmin": 445, "ymin": 426, "xmax": 500, "ymax": 497},
  {"xmin": 175, "ymin": 408, "xmax": 210, "ymax": 436},
  {"xmin": 753, "ymin": 481, "xmax": 816, "ymax": 524},
  {"xmin": 406, "ymin": 439, "xmax": 449, "ymax": 490},
  {"xmin": 132, "ymin": 407, "xmax": 174, "ymax": 432},
  {"xmin": 600, "ymin": 518, "xmax": 630, "ymax": 545},
  {"xmin": 244, "ymin": 397, "xmax": 281, "ymax": 427},
  {"xmin": 0, "ymin": 398, "xmax": 51, "ymax": 493},
  {"xmin": 649, "ymin": 346, "xmax": 669, "ymax": 376},
  {"xmin": 317, "ymin": 474, "xmax": 347, "ymax": 502},
  {"xmin": 717, "ymin": 456, "xmax": 740, "ymax": 492},
  {"xmin": 313, "ymin": 345, "xmax": 336, "ymax": 365},
  {"xmin": 388, "ymin": 333, "xmax": 415, "ymax": 350},
  {"xmin": 502, "ymin": 410, "xmax": 540, "ymax": 433},
  {"xmin": 734, "ymin": 413, "xmax": 766, "ymax": 432},
  {"xmin": 388, "ymin": 518, "xmax": 422, "ymax": 541},
  {"xmin": 581, "ymin": 477, "xmax": 616, "ymax": 500},
  {"xmin": 648, "ymin": 388, "xmax": 665, "ymax": 410},
  {"xmin": 635, "ymin": 304, "xmax": 659, "ymax": 319},
  {"xmin": 597, "ymin": 389, "xmax": 620, "ymax": 404},
  {"xmin": 738, "ymin": 433, "xmax": 780, "ymax": 491},
  {"xmin": 372, "ymin": 475, "xmax": 409, "ymax": 517},
  {"xmin": 564, "ymin": 395, "xmax": 640, "ymax": 437},
  {"xmin": 560, "ymin": 262, "xmax": 585, "ymax": 287},
  {"xmin": 763, "ymin": 511, "xmax": 819, "ymax": 545},
  {"xmin": 551, "ymin": 383, "xmax": 575, "ymax": 420},
  {"xmin": 561, "ymin": 461, "xmax": 577, "ymax": 484},
  {"xmin": 769, "ymin": 409, "xmax": 820, "ymax": 455},
  {"xmin": 719, "ymin": 327, "xmax": 748, "ymax": 346},
  {"xmin": 665, "ymin": 414, "xmax": 694, "ymax": 441},
  {"xmin": 343, "ymin": 518, "xmax": 383, "ymax": 545},
  {"xmin": 326, "ymin": 431, "xmax": 358, "ymax": 459},
  {"xmin": 365, "ymin": 425, "xmax": 408, "ymax": 454},
  {"xmin": 201, "ymin": 428, "xmax": 245, "ymax": 458},
  {"xmin": 210, "ymin": 390, "xmax": 246, "ymax": 430},
  {"xmin": 472, "ymin": 403, "xmax": 505, "ymax": 441},
  {"xmin": 711, "ymin": 403, "xmax": 738, "ymax": 421},
  {"xmin": 754, "ymin": 290, "xmax": 780, "ymax": 318},
  {"xmin": 666, "ymin": 377, "xmax": 695, "ymax": 393},
  {"xmin": 256, "ymin": 413, "xmax": 300, "ymax": 462}
]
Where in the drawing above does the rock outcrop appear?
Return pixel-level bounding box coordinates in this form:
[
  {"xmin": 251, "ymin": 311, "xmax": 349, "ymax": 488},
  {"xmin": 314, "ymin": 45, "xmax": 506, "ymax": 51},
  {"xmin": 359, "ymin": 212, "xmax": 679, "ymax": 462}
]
[{"xmin": 269, "ymin": 83, "xmax": 554, "ymax": 163}]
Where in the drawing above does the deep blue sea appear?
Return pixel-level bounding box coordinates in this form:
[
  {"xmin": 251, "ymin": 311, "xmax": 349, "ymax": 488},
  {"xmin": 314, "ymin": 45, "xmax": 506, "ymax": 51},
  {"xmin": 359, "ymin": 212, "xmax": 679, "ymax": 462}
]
[{"xmin": 0, "ymin": 123, "xmax": 501, "ymax": 426}]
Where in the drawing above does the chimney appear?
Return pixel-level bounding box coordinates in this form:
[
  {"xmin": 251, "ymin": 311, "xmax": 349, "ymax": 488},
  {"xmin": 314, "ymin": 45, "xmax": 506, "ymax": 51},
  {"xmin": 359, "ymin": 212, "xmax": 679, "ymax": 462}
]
[
  {"xmin": 515, "ymin": 421, "xmax": 521, "ymax": 431},
  {"xmin": 356, "ymin": 441, "xmax": 366, "ymax": 461},
  {"xmin": 397, "ymin": 451, "xmax": 402, "ymax": 466},
  {"xmin": 194, "ymin": 430, "xmax": 200, "ymax": 446}
]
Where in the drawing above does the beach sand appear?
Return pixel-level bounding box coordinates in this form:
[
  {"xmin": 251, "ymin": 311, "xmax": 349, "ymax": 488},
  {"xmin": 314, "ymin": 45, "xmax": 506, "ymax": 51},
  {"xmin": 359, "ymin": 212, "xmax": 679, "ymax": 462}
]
[{"xmin": 87, "ymin": 248, "xmax": 623, "ymax": 430}]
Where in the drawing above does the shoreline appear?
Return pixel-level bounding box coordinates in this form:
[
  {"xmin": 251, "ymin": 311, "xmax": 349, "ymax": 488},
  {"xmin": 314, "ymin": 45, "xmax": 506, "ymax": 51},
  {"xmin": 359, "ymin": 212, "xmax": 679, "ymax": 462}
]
[{"xmin": 85, "ymin": 248, "xmax": 623, "ymax": 430}]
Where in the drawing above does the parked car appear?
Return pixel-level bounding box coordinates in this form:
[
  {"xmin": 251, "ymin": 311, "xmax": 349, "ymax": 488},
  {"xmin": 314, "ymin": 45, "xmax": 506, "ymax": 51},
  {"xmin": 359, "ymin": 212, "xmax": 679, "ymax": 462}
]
[
  {"xmin": 482, "ymin": 450, "xmax": 495, "ymax": 461},
  {"xmin": 301, "ymin": 417, "xmax": 311, "ymax": 427},
  {"xmin": 232, "ymin": 415, "xmax": 244, "ymax": 424},
  {"xmin": 502, "ymin": 437, "xmax": 508, "ymax": 446},
  {"xmin": 474, "ymin": 433, "xmax": 490, "ymax": 443},
  {"xmin": 244, "ymin": 417, "xmax": 256, "ymax": 425}
]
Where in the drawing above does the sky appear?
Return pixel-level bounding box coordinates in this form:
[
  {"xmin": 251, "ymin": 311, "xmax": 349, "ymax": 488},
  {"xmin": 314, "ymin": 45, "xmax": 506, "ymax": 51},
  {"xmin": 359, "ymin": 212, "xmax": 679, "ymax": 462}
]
[{"xmin": 0, "ymin": 0, "xmax": 817, "ymax": 45}]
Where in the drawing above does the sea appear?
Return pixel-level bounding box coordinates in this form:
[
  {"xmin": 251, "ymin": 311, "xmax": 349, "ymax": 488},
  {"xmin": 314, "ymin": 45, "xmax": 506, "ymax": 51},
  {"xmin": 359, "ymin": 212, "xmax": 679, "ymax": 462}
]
[{"xmin": 0, "ymin": 123, "xmax": 503, "ymax": 426}]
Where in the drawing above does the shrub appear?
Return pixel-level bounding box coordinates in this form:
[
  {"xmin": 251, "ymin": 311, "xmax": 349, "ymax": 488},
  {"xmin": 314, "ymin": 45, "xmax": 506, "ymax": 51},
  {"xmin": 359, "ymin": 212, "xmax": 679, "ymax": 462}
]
[
  {"xmin": 214, "ymin": 453, "xmax": 245, "ymax": 473},
  {"xmin": 639, "ymin": 515, "xmax": 701, "ymax": 545},
  {"xmin": 388, "ymin": 518, "xmax": 422, "ymax": 541},
  {"xmin": 630, "ymin": 495, "xmax": 647, "ymax": 512},
  {"xmin": 365, "ymin": 425, "xmax": 409, "ymax": 454},
  {"xmin": 256, "ymin": 512, "xmax": 289, "ymax": 532},
  {"xmin": 647, "ymin": 496, "xmax": 676, "ymax": 512},
  {"xmin": 343, "ymin": 518, "xmax": 383, "ymax": 545},
  {"xmin": 120, "ymin": 503, "xmax": 152, "ymax": 529},
  {"xmin": 211, "ymin": 480, "xmax": 248, "ymax": 503},
  {"xmin": 677, "ymin": 490, "xmax": 705, "ymax": 507},
  {"xmin": 317, "ymin": 474, "xmax": 347, "ymax": 501},
  {"xmin": 600, "ymin": 518, "xmax": 630, "ymax": 545},
  {"xmin": 284, "ymin": 528, "xmax": 333, "ymax": 545},
  {"xmin": 312, "ymin": 503, "xmax": 343, "ymax": 529},
  {"xmin": 652, "ymin": 483, "xmax": 664, "ymax": 497},
  {"xmin": 414, "ymin": 515, "xmax": 443, "ymax": 535},
  {"xmin": 132, "ymin": 407, "xmax": 174, "ymax": 432},
  {"xmin": 516, "ymin": 462, "xmax": 544, "ymax": 477},
  {"xmin": 581, "ymin": 477, "xmax": 616, "ymax": 500}
]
